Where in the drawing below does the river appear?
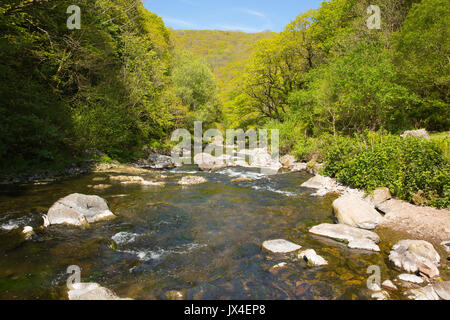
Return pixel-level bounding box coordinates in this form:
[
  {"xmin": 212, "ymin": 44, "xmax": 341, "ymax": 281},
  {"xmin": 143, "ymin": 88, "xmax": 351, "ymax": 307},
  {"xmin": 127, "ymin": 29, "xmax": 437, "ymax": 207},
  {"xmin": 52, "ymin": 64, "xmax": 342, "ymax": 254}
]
[{"xmin": 0, "ymin": 166, "xmax": 405, "ymax": 299}]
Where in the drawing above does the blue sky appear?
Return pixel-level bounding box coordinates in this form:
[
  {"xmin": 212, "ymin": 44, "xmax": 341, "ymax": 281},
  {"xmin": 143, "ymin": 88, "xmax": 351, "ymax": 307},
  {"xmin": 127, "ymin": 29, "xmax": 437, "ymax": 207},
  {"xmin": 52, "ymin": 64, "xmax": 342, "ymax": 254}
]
[{"xmin": 143, "ymin": 0, "xmax": 324, "ymax": 33}]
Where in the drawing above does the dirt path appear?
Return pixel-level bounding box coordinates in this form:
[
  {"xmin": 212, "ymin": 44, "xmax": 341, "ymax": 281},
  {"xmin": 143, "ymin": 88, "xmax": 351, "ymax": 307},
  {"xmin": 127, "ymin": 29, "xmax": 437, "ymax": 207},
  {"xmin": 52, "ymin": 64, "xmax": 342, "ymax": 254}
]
[{"xmin": 377, "ymin": 199, "xmax": 450, "ymax": 244}]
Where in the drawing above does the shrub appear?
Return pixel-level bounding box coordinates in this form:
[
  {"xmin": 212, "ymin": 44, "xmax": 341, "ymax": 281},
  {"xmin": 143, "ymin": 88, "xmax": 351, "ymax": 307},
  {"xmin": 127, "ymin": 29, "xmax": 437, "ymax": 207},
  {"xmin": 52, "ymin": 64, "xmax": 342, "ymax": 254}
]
[{"xmin": 323, "ymin": 131, "xmax": 449, "ymax": 208}]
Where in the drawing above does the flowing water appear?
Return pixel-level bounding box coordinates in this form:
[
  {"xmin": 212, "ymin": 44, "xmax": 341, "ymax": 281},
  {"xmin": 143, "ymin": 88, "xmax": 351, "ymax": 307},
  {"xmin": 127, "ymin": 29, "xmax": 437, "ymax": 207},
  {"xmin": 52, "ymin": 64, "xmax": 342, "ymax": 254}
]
[{"xmin": 0, "ymin": 166, "xmax": 406, "ymax": 300}]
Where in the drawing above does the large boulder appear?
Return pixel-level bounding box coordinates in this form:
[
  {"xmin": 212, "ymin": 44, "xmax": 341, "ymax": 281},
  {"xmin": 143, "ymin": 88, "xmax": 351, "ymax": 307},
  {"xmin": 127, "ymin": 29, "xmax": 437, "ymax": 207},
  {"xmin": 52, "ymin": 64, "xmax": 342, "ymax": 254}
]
[
  {"xmin": 400, "ymin": 129, "xmax": 430, "ymax": 139},
  {"xmin": 142, "ymin": 154, "xmax": 175, "ymax": 169},
  {"xmin": 309, "ymin": 223, "xmax": 380, "ymax": 252},
  {"xmin": 332, "ymin": 195, "xmax": 383, "ymax": 230},
  {"xmin": 45, "ymin": 193, "xmax": 115, "ymax": 227},
  {"xmin": 262, "ymin": 239, "xmax": 301, "ymax": 254},
  {"xmin": 68, "ymin": 283, "xmax": 130, "ymax": 300},
  {"xmin": 194, "ymin": 153, "xmax": 219, "ymax": 171},
  {"xmin": 389, "ymin": 240, "xmax": 440, "ymax": 277}
]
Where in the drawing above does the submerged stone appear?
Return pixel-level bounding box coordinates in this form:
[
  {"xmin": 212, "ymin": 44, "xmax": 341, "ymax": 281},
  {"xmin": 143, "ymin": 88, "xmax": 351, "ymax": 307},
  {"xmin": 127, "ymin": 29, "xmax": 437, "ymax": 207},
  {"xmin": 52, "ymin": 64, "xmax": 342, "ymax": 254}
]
[{"xmin": 262, "ymin": 239, "xmax": 301, "ymax": 254}]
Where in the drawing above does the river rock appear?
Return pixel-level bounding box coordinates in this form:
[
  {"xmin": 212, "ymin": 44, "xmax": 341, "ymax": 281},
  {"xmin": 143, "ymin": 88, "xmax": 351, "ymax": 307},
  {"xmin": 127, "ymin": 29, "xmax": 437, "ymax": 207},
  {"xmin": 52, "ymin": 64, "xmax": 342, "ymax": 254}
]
[
  {"xmin": 441, "ymin": 241, "xmax": 450, "ymax": 259},
  {"xmin": 368, "ymin": 188, "xmax": 391, "ymax": 205},
  {"xmin": 382, "ymin": 280, "xmax": 398, "ymax": 291},
  {"xmin": 290, "ymin": 162, "xmax": 307, "ymax": 172},
  {"xmin": 262, "ymin": 239, "xmax": 301, "ymax": 254},
  {"xmin": 389, "ymin": 240, "xmax": 440, "ymax": 276},
  {"xmin": 398, "ymin": 274, "xmax": 425, "ymax": 284},
  {"xmin": 145, "ymin": 154, "xmax": 175, "ymax": 169},
  {"xmin": 194, "ymin": 153, "xmax": 220, "ymax": 171},
  {"xmin": 301, "ymin": 175, "xmax": 346, "ymax": 196},
  {"xmin": 68, "ymin": 282, "xmax": 130, "ymax": 300},
  {"xmin": 164, "ymin": 290, "xmax": 186, "ymax": 300},
  {"xmin": 309, "ymin": 223, "xmax": 380, "ymax": 252},
  {"xmin": 332, "ymin": 195, "xmax": 383, "ymax": 230},
  {"xmin": 280, "ymin": 155, "xmax": 296, "ymax": 167},
  {"xmin": 178, "ymin": 176, "xmax": 207, "ymax": 186},
  {"xmin": 407, "ymin": 285, "xmax": 440, "ymax": 300},
  {"xmin": 433, "ymin": 281, "xmax": 450, "ymax": 300},
  {"xmin": 400, "ymin": 129, "xmax": 430, "ymax": 139},
  {"xmin": 22, "ymin": 226, "xmax": 34, "ymax": 239},
  {"xmin": 298, "ymin": 249, "xmax": 328, "ymax": 266},
  {"xmin": 371, "ymin": 290, "xmax": 390, "ymax": 300},
  {"xmin": 269, "ymin": 262, "xmax": 288, "ymax": 272},
  {"xmin": 45, "ymin": 193, "xmax": 115, "ymax": 227}
]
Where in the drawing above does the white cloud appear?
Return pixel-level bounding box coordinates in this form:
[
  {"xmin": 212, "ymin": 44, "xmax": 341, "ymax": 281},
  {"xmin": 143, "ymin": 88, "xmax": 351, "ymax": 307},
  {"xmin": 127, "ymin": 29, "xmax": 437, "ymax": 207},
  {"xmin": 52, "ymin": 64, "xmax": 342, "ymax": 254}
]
[
  {"xmin": 240, "ymin": 8, "xmax": 267, "ymax": 19},
  {"xmin": 164, "ymin": 17, "xmax": 198, "ymax": 28}
]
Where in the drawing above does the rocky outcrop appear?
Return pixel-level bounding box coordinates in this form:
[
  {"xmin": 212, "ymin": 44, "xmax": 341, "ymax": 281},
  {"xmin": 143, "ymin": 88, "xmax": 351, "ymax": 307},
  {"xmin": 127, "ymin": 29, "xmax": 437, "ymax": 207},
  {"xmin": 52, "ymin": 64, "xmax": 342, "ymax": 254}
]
[
  {"xmin": 400, "ymin": 129, "xmax": 430, "ymax": 139},
  {"xmin": 178, "ymin": 176, "xmax": 207, "ymax": 186},
  {"xmin": 298, "ymin": 249, "xmax": 328, "ymax": 266},
  {"xmin": 68, "ymin": 282, "xmax": 131, "ymax": 300},
  {"xmin": 309, "ymin": 223, "xmax": 380, "ymax": 252},
  {"xmin": 44, "ymin": 193, "xmax": 115, "ymax": 227},
  {"xmin": 332, "ymin": 195, "xmax": 383, "ymax": 230},
  {"xmin": 389, "ymin": 240, "xmax": 440, "ymax": 278},
  {"xmin": 262, "ymin": 239, "xmax": 301, "ymax": 254}
]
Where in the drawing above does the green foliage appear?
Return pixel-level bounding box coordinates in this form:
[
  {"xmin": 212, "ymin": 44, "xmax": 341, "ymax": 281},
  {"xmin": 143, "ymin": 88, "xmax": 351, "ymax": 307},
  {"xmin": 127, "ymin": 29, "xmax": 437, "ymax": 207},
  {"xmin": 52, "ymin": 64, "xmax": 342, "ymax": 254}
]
[{"xmin": 323, "ymin": 132, "xmax": 449, "ymax": 208}]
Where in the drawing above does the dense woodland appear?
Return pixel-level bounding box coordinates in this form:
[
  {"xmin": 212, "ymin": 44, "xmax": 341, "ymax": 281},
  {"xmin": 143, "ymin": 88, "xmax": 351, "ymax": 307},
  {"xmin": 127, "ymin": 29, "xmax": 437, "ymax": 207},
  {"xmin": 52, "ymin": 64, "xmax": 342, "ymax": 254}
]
[{"xmin": 0, "ymin": 0, "xmax": 448, "ymax": 207}]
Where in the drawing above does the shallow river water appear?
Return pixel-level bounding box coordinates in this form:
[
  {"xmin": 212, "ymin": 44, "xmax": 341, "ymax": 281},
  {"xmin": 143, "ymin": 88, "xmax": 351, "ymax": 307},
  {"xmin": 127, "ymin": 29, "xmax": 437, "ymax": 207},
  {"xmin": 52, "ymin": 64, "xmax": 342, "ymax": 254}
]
[{"xmin": 0, "ymin": 166, "xmax": 407, "ymax": 300}]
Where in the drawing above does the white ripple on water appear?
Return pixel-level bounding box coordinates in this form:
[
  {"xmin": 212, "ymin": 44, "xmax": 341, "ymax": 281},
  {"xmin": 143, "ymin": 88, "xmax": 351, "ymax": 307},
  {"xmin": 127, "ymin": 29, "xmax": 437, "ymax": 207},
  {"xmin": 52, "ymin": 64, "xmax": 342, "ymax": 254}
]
[
  {"xmin": 120, "ymin": 243, "xmax": 207, "ymax": 261},
  {"xmin": 216, "ymin": 168, "xmax": 267, "ymax": 180},
  {"xmin": 111, "ymin": 232, "xmax": 140, "ymax": 245},
  {"xmin": 251, "ymin": 185, "xmax": 297, "ymax": 197},
  {"xmin": 0, "ymin": 217, "xmax": 31, "ymax": 231}
]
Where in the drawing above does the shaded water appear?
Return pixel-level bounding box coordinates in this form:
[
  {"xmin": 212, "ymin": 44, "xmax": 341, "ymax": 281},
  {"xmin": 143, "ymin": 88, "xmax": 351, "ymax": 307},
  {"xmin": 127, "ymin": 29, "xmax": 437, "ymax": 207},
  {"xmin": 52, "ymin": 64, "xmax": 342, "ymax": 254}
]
[{"xmin": 0, "ymin": 167, "xmax": 404, "ymax": 300}]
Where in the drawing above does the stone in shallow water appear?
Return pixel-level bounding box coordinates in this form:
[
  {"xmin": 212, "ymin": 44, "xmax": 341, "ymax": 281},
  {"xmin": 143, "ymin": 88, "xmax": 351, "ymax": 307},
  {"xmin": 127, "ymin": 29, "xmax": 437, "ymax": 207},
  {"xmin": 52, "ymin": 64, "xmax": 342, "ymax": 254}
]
[
  {"xmin": 433, "ymin": 281, "xmax": 450, "ymax": 300},
  {"xmin": 262, "ymin": 239, "xmax": 301, "ymax": 254},
  {"xmin": 332, "ymin": 195, "xmax": 383, "ymax": 230},
  {"xmin": 398, "ymin": 273, "xmax": 425, "ymax": 284},
  {"xmin": 269, "ymin": 262, "xmax": 288, "ymax": 272},
  {"xmin": 164, "ymin": 290, "xmax": 186, "ymax": 300},
  {"xmin": 298, "ymin": 249, "xmax": 328, "ymax": 266},
  {"xmin": 407, "ymin": 285, "xmax": 440, "ymax": 300},
  {"xmin": 68, "ymin": 283, "xmax": 131, "ymax": 300},
  {"xmin": 382, "ymin": 280, "xmax": 398, "ymax": 291},
  {"xmin": 178, "ymin": 176, "xmax": 208, "ymax": 186},
  {"xmin": 348, "ymin": 239, "xmax": 380, "ymax": 252},
  {"xmin": 45, "ymin": 193, "xmax": 115, "ymax": 227},
  {"xmin": 389, "ymin": 240, "xmax": 440, "ymax": 275},
  {"xmin": 371, "ymin": 290, "xmax": 390, "ymax": 300},
  {"xmin": 309, "ymin": 223, "xmax": 380, "ymax": 252}
]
